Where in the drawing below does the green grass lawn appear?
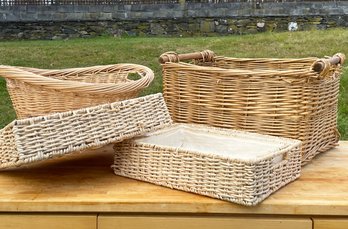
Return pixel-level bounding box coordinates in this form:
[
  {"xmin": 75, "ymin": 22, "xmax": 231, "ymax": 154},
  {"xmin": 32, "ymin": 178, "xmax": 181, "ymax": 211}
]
[{"xmin": 0, "ymin": 28, "xmax": 348, "ymax": 138}]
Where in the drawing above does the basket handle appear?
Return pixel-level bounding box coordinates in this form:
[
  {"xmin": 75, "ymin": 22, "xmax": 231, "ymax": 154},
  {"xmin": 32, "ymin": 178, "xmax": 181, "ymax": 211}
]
[
  {"xmin": 312, "ymin": 53, "xmax": 346, "ymax": 73},
  {"xmin": 271, "ymin": 151, "xmax": 290, "ymax": 171},
  {"xmin": 159, "ymin": 50, "xmax": 215, "ymax": 64}
]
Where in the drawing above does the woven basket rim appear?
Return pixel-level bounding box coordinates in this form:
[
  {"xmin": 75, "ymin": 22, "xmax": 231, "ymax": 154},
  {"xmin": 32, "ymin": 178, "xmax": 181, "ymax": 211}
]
[
  {"xmin": 0, "ymin": 63, "xmax": 154, "ymax": 94},
  {"xmin": 214, "ymin": 55, "xmax": 319, "ymax": 62},
  {"xmin": 160, "ymin": 51, "xmax": 345, "ymax": 79},
  {"xmin": 162, "ymin": 61, "xmax": 322, "ymax": 78}
]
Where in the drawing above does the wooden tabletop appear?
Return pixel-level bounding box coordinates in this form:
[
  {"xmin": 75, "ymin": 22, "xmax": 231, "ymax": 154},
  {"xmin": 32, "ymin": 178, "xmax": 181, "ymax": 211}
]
[{"xmin": 1, "ymin": 141, "xmax": 348, "ymax": 216}]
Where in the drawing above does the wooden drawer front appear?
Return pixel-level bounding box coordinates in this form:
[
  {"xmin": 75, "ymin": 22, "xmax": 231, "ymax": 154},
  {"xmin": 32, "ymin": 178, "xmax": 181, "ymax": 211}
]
[
  {"xmin": 99, "ymin": 215, "xmax": 312, "ymax": 229},
  {"xmin": 0, "ymin": 214, "xmax": 96, "ymax": 229},
  {"xmin": 313, "ymin": 218, "xmax": 348, "ymax": 229}
]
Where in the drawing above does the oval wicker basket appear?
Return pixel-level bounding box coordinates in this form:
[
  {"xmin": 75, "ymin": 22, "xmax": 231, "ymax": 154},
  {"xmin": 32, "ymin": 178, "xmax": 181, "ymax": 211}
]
[
  {"xmin": 0, "ymin": 64, "xmax": 154, "ymax": 118},
  {"xmin": 160, "ymin": 50, "xmax": 346, "ymax": 165}
]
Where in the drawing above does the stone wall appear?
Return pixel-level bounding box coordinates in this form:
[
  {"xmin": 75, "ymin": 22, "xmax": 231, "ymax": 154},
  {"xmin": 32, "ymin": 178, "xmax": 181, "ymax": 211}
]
[{"xmin": 0, "ymin": 2, "xmax": 347, "ymax": 39}]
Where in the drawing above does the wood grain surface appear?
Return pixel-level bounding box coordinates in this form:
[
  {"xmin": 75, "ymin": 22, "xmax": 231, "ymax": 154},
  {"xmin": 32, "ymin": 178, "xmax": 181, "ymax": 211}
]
[
  {"xmin": 0, "ymin": 142, "xmax": 347, "ymax": 215},
  {"xmin": 98, "ymin": 215, "xmax": 312, "ymax": 229},
  {"xmin": 313, "ymin": 218, "xmax": 348, "ymax": 229},
  {"xmin": 0, "ymin": 214, "xmax": 96, "ymax": 229}
]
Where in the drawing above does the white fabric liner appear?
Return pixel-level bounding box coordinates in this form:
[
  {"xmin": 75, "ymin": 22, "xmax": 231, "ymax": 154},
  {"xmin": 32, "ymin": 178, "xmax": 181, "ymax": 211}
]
[{"xmin": 135, "ymin": 124, "xmax": 298, "ymax": 162}]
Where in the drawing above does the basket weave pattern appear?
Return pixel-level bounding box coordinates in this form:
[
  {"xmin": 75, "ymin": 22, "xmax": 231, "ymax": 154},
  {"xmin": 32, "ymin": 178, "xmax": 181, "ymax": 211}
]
[
  {"xmin": 0, "ymin": 93, "xmax": 172, "ymax": 169},
  {"xmin": 113, "ymin": 124, "xmax": 302, "ymax": 206},
  {"xmin": 161, "ymin": 51, "xmax": 344, "ymax": 164},
  {"xmin": 0, "ymin": 64, "xmax": 154, "ymax": 118}
]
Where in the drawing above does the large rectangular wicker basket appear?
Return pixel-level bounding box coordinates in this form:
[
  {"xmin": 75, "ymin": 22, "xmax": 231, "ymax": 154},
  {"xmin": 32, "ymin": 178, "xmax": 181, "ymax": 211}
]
[
  {"xmin": 0, "ymin": 93, "xmax": 172, "ymax": 169},
  {"xmin": 113, "ymin": 123, "xmax": 302, "ymax": 206},
  {"xmin": 160, "ymin": 50, "xmax": 345, "ymax": 165},
  {"xmin": 0, "ymin": 64, "xmax": 154, "ymax": 119}
]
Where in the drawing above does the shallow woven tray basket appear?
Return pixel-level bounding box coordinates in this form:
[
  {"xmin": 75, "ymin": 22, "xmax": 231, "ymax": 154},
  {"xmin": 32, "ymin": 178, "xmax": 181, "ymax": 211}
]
[
  {"xmin": 113, "ymin": 123, "xmax": 302, "ymax": 206},
  {"xmin": 0, "ymin": 93, "xmax": 172, "ymax": 169},
  {"xmin": 160, "ymin": 50, "xmax": 346, "ymax": 165},
  {"xmin": 0, "ymin": 64, "xmax": 154, "ymax": 119}
]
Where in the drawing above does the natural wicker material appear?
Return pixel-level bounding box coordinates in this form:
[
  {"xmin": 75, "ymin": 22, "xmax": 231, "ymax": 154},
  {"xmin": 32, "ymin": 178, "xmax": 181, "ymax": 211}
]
[
  {"xmin": 160, "ymin": 50, "xmax": 345, "ymax": 165},
  {"xmin": 113, "ymin": 123, "xmax": 302, "ymax": 206},
  {"xmin": 0, "ymin": 64, "xmax": 154, "ymax": 119},
  {"xmin": 0, "ymin": 93, "xmax": 172, "ymax": 169}
]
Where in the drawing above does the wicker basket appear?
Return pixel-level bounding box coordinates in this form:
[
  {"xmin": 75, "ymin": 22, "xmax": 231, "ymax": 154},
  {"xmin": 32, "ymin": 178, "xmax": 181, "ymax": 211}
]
[
  {"xmin": 0, "ymin": 93, "xmax": 172, "ymax": 169},
  {"xmin": 113, "ymin": 123, "xmax": 302, "ymax": 206},
  {"xmin": 0, "ymin": 64, "xmax": 154, "ymax": 119},
  {"xmin": 160, "ymin": 50, "xmax": 346, "ymax": 165}
]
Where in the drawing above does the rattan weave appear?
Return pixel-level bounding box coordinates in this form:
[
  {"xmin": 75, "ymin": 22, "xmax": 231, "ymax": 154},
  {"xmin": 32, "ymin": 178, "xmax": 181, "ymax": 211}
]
[
  {"xmin": 160, "ymin": 50, "xmax": 345, "ymax": 165},
  {"xmin": 0, "ymin": 64, "xmax": 154, "ymax": 119},
  {"xmin": 113, "ymin": 123, "xmax": 302, "ymax": 206},
  {"xmin": 0, "ymin": 93, "xmax": 172, "ymax": 169}
]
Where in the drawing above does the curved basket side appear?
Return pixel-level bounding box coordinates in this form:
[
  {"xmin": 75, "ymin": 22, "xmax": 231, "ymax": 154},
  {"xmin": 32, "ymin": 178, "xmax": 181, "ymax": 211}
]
[
  {"xmin": 0, "ymin": 123, "xmax": 20, "ymax": 169},
  {"xmin": 7, "ymin": 82, "xmax": 140, "ymax": 119}
]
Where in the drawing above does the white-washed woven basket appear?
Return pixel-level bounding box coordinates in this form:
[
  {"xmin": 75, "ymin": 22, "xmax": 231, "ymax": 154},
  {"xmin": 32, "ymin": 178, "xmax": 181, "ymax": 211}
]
[
  {"xmin": 113, "ymin": 123, "xmax": 302, "ymax": 206},
  {"xmin": 0, "ymin": 93, "xmax": 172, "ymax": 169}
]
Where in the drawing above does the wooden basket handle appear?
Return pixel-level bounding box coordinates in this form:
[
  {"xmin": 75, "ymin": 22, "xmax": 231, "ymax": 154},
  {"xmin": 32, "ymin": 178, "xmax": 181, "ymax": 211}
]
[
  {"xmin": 159, "ymin": 50, "xmax": 215, "ymax": 64},
  {"xmin": 312, "ymin": 53, "xmax": 346, "ymax": 73}
]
